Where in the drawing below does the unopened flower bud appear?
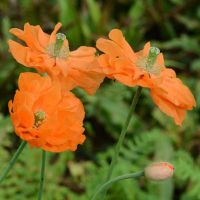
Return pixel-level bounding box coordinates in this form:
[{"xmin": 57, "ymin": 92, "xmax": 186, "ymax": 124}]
[{"xmin": 144, "ymin": 162, "xmax": 174, "ymax": 181}]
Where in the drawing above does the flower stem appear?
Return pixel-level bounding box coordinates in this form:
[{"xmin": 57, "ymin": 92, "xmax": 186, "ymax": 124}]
[
  {"xmin": 107, "ymin": 86, "xmax": 142, "ymax": 180},
  {"xmin": 91, "ymin": 171, "xmax": 144, "ymax": 200},
  {"xmin": 0, "ymin": 141, "xmax": 26, "ymax": 183},
  {"xmin": 38, "ymin": 150, "xmax": 46, "ymax": 200},
  {"xmin": 102, "ymin": 86, "xmax": 142, "ymax": 199}
]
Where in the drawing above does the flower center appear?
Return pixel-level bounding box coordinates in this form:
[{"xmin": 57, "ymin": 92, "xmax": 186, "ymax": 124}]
[
  {"xmin": 46, "ymin": 33, "xmax": 70, "ymax": 59},
  {"xmin": 137, "ymin": 47, "xmax": 163, "ymax": 75},
  {"xmin": 146, "ymin": 47, "xmax": 160, "ymax": 69},
  {"xmin": 34, "ymin": 111, "xmax": 46, "ymax": 128}
]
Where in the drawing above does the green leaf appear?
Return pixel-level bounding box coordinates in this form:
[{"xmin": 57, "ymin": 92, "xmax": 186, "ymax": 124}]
[
  {"xmin": 191, "ymin": 59, "xmax": 200, "ymax": 72},
  {"xmin": 58, "ymin": 0, "xmax": 81, "ymax": 45},
  {"xmin": 86, "ymin": 0, "xmax": 101, "ymax": 26},
  {"xmin": 2, "ymin": 17, "xmax": 11, "ymax": 40}
]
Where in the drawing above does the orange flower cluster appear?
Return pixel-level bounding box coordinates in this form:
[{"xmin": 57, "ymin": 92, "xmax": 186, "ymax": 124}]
[
  {"xmin": 8, "ymin": 23, "xmax": 105, "ymax": 152},
  {"xmin": 8, "ymin": 23, "xmax": 104, "ymax": 95},
  {"xmin": 96, "ymin": 29, "xmax": 196, "ymax": 125},
  {"xmin": 8, "ymin": 24, "xmax": 196, "ymax": 152}
]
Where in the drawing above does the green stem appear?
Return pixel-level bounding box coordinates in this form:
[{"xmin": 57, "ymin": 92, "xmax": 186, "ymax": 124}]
[
  {"xmin": 0, "ymin": 141, "xmax": 26, "ymax": 183},
  {"xmin": 101, "ymin": 86, "xmax": 142, "ymax": 199},
  {"xmin": 38, "ymin": 150, "xmax": 46, "ymax": 200},
  {"xmin": 106, "ymin": 87, "xmax": 142, "ymax": 180},
  {"xmin": 91, "ymin": 171, "xmax": 144, "ymax": 200}
]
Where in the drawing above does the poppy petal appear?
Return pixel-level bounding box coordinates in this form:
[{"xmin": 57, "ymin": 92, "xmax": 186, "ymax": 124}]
[{"xmin": 8, "ymin": 40, "xmax": 29, "ymax": 66}]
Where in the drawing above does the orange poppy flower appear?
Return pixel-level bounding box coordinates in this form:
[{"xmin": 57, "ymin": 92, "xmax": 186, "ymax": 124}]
[
  {"xmin": 96, "ymin": 29, "xmax": 165, "ymax": 88},
  {"xmin": 8, "ymin": 72, "xmax": 85, "ymax": 152},
  {"xmin": 8, "ymin": 23, "xmax": 105, "ymax": 95},
  {"xmin": 96, "ymin": 29, "xmax": 196, "ymax": 125}
]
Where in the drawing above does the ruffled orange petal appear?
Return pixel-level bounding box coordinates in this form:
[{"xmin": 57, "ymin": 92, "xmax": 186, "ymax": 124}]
[
  {"xmin": 8, "ymin": 40, "xmax": 29, "ymax": 67},
  {"xmin": 160, "ymin": 68, "xmax": 176, "ymax": 78},
  {"xmin": 112, "ymin": 57, "xmax": 133, "ymax": 73},
  {"xmin": 11, "ymin": 91, "xmax": 24, "ymax": 112},
  {"xmin": 70, "ymin": 46, "xmax": 96, "ymax": 58},
  {"xmin": 58, "ymin": 91, "xmax": 85, "ymax": 121},
  {"xmin": 13, "ymin": 106, "xmax": 34, "ymax": 130},
  {"xmin": 151, "ymin": 91, "xmax": 186, "ymax": 125},
  {"xmin": 34, "ymin": 90, "xmax": 85, "ymax": 152},
  {"xmin": 96, "ymin": 38, "xmax": 125, "ymax": 58},
  {"xmin": 137, "ymin": 74, "xmax": 155, "ymax": 88},
  {"xmin": 53, "ymin": 46, "xmax": 105, "ymax": 94},
  {"xmin": 23, "ymin": 23, "xmax": 45, "ymax": 52},
  {"xmin": 114, "ymin": 74, "xmax": 138, "ymax": 87},
  {"xmin": 69, "ymin": 46, "xmax": 99, "ymax": 70},
  {"xmin": 143, "ymin": 42, "xmax": 151, "ymax": 57},
  {"xmin": 9, "ymin": 28, "xmax": 25, "ymax": 41},
  {"xmin": 18, "ymin": 72, "xmax": 51, "ymax": 94},
  {"xmin": 33, "ymin": 83, "xmax": 62, "ymax": 115},
  {"xmin": 49, "ymin": 22, "xmax": 62, "ymax": 43},
  {"xmin": 64, "ymin": 68, "xmax": 105, "ymax": 95},
  {"xmin": 108, "ymin": 29, "xmax": 135, "ymax": 59},
  {"xmin": 156, "ymin": 53, "xmax": 164, "ymax": 66},
  {"xmin": 150, "ymin": 74, "xmax": 196, "ymax": 125},
  {"xmin": 97, "ymin": 54, "xmax": 117, "ymax": 79},
  {"xmin": 41, "ymin": 134, "xmax": 85, "ymax": 152},
  {"xmin": 156, "ymin": 78, "xmax": 196, "ymax": 109},
  {"xmin": 56, "ymin": 59, "xmax": 70, "ymax": 76},
  {"xmin": 36, "ymin": 25, "xmax": 50, "ymax": 48}
]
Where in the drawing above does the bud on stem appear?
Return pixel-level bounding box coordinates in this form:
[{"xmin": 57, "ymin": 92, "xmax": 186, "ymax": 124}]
[{"xmin": 144, "ymin": 162, "xmax": 174, "ymax": 181}]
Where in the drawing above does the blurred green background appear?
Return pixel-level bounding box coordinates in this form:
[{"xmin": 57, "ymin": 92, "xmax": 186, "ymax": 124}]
[{"xmin": 0, "ymin": 0, "xmax": 200, "ymax": 199}]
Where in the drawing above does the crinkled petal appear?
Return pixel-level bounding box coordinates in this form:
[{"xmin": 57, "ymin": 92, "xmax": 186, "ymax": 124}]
[
  {"xmin": 143, "ymin": 42, "xmax": 151, "ymax": 57},
  {"xmin": 49, "ymin": 22, "xmax": 63, "ymax": 43},
  {"xmin": 24, "ymin": 23, "xmax": 45, "ymax": 52},
  {"xmin": 150, "ymin": 75, "xmax": 196, "ymax": 125},
  {"xmin": 151, "ymin": 91, "xmax": 186, "ymax": 125},
  {"xmin": 109, "ymin": 29, "xmax": 135, "ymax": 59},
  {"xmin": 9, "ymin": 28, "xmax": 25, "ymax": 41},
  {"xmin": 96, "ymin": 38, "xmax": 125, "ymax": 57},
  {"xmin": 8, "ymin": 40, "xmax": 29, "ymax": 67},
  {"xmin": 33, "ymin": 82, "xmax": 62, "ymax": 115},
  {"xmin": 70, "ymin": 46, "xmax": 96, "ymax": 58},
  {"xmin": 63, "ymin": 60, "xmax": 105, "ymax": 94},
  {"xmin": 18, "ymin": 72, "xmax": 51, "ymax": 93}
]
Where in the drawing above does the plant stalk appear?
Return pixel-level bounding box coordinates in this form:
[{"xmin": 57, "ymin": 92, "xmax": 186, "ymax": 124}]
[
  {"xmin": 0, "ymin": 141, "xmax": 26, "ymax": 183},
  {"xmin": 91, "ymin": 171, "xmax": 144, "ymax": 200},
  {"xmin": 38, "ymin": 150, "xmax": 46, "ymax": 200},
  {"xmin": 102, "ymin": 86, "xmax": 142, "ymax": 199},
  {"xmin": 106, "ymin": 86, "xmax": 142, "ymax": 180}
]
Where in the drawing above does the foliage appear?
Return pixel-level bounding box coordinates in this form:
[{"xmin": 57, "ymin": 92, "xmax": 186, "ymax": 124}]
[{"xmin": 0, "ymin": 0, "xmax": 199, "ymax": 199}]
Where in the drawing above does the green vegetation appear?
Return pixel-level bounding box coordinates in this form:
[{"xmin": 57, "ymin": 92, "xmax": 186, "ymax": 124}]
[{"xmin": 0, "ymin": 0, "xmax": 199, "ymax": 199}]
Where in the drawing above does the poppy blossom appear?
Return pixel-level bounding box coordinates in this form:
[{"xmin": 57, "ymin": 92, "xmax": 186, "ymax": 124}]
[
  {"xmin": 8, "ymin": 23, "xmax": 105, "ymax": 95},
  {"xmin": 96, "ymin": 29, "xmax": 196, "ymax": 125},
  {"xmin": 96, "ymin": 29, "xmax": 166, "ymax": 88},
  {"xmin": 8, "ymin": 72, "xmax": 85, "ymax": 152}
]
